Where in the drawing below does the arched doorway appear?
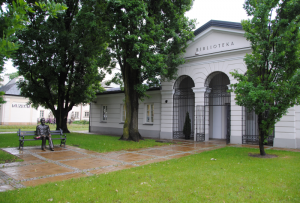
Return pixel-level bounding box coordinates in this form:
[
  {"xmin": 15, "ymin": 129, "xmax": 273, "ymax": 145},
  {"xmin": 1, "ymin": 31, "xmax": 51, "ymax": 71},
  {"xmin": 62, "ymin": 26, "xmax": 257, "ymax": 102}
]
[
  {"xmin": 173, "ymin": 75, "xmax": 195, "ymax": 139},
  {"xmin": 204, "ymin": 72, "xmax": 231, "ymax": 142}
]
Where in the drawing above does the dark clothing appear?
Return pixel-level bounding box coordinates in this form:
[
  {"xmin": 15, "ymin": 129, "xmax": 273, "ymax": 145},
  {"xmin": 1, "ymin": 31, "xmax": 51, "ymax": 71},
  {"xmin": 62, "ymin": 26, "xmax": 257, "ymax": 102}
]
[
  {"xmin": 36, "ymin": 124, "xmax": 54, "ymax": 150},
  {"xmin": 36, "ymin": 124, "xmax": 51, "ymax": 136}
]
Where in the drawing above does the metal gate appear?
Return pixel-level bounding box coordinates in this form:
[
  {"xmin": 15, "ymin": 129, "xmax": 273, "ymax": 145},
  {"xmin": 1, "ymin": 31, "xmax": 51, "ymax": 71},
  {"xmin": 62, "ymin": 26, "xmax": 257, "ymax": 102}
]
[
  {"xmin": 226, "ymin": 103, "xmax": 231, "ymax": 144},
  {"xmin": 242, "ymin": 107, "xmax": 274, "ymax": 146},
  {"xmin": 173, "ymin": 76, "xmax": 195, "ymax": 139},
  {"xmin": 198, "ymin": 72, "xmax": 231, "ymax": 142},
  {"xmin": 196, "ymin": 105, "xmax": 205, "ymax": 141}
]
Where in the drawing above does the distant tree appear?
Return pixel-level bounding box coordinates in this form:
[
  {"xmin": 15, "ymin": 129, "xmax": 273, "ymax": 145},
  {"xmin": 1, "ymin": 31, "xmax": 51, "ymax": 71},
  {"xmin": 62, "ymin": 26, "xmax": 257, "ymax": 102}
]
[
  {"xmin": 8, "ymin": 71, "xmax": 19, "ymax": 80},
  {"xmin": 106, "ymin": 0, "xmax": 195, "ymax": 141},
  {"xmin": 13, "ymin": 0, "xmax": 111, "ymax": 132},
  {"xmin": 230, "ymin": 0, "xmax": 300, "ymax": 155}
]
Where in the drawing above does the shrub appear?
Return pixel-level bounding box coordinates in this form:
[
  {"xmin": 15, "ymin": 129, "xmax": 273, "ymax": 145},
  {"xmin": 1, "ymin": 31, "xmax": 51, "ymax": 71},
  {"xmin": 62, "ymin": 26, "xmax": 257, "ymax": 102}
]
[
  {"xmin": 72, "ymin": 120, "xmax": 89, "ymax": 125},
  {"xmin": 45, "ymin": 118, "xmax": 56, "ymax": 124},
  {"xmin": 183, "ymin": 112, "xmax": 191, "ymax": 139}
]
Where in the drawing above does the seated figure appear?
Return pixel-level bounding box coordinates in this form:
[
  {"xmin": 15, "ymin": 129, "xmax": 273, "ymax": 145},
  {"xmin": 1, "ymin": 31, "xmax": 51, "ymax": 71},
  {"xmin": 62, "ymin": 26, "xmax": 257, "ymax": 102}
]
[{"xmin": 36, "ymin": 118, "xmax": 54, "ymax": 151}]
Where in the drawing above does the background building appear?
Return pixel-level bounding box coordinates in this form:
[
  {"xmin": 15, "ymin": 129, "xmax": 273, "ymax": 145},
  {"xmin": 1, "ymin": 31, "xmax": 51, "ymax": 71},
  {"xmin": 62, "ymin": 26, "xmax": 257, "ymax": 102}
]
[
  {"xmin": 90, "ymin": 20, "xmax": 300, "ymax": 149},
  {"xmin": 0, "ymin": 76, "xmax": 89, "ymax": 125}
]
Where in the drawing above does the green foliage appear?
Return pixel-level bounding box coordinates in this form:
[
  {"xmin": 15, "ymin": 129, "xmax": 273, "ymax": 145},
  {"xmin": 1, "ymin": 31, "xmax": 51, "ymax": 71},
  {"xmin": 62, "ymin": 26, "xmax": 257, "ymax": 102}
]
[
  {"xmin": 183, "ymin": 112, "xmax": 191, "ymax": 139},
  {"xmin": 72, "ymin": 120, "xmax": 89, "ymax": 125},
  {"xmin": 105, "ymin": 0, "xmax": 195, "ymax": 140},
  {"xmin": 0, "ymin": 0, "xmax": 67, "ymax": 104},
  {"xmin": 13, "ymin": 0, "xmax": 112, "ymax": 132},
  {"xmin": 106, "ymin": 0, "xmax": 195, "ymax": 97},
  {"xmin": 0, "ymin": 0, "xmax": 67, "ymax": 65},
  {"xmin": 230, "ymin": 0, "xmax": 300, "ymax": 154}
]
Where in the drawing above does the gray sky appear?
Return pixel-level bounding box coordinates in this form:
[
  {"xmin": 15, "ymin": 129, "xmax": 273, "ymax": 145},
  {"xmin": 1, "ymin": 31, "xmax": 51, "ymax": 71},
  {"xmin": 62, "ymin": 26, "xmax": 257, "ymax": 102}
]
[{"xmin": 3, "ymin": 0, "xmax": 249, "ymax": 75}]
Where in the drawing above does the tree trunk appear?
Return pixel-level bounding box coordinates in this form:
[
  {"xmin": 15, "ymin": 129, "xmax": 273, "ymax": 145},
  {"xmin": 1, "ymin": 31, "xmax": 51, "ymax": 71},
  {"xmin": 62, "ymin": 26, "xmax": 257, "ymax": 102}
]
[
  {"xmin": 56, "ymin": 115, "xmax": 70, "ymax": 133},
  {"xmin": 55, "ymin": 105, "xmax": 70, "ymax": 133},
  {"xmin": 258, "ymin": 113, "xmax": 266, "ymax": 156},
  {"xmin": 119, "ymin": 66, "xmax": 144, "ymax": 142}
]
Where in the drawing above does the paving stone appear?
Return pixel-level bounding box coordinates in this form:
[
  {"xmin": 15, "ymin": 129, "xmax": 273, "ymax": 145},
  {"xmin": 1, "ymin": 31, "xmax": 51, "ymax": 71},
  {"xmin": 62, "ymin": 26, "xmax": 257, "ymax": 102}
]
[
  {"xmin": 184, "ymin": 143, "xmax": 217, "ymax": 148},
  {"xmin": 75, "ymin": 149, "xmax": 103, "ymax": 156},
  {"xmin": 1, "ymin": 148, "xmax": 25, "ymax": 155},
  {"xmin": 37, "ymin": 151, "xmax": 88, "ymax": 161},
  {"xmin": 0, "ymin": 185, "xmax": 15, "ymax": 192},
  {"xmin": 168, "ymin": 153, "xmax": 193, "ymax": 159},
  {"xmin": 163, "ymin": 145, "xmax": 197, "ymax": 152},
  {"xmin": 60, "ymin": 157, "xmax": 120, "ymax": 170},
  {"xmin": 17, "ymin": 154, "xmax": 46, "ymax": 164},
  {"xmin": 22, "ymin": 173, "xmax": 88, "ymax": 187},
  {"xmin": 0, "ymin": 178, "xmax": 5, "ymax": 184},
  {"xmin": 0, "ymin": 162, "xmax": 25, "ymax": 168},
  {"xmin": 0, "ymin": 163, "xmax": 73, "ymax": 180},
  {"xmin": 137, "ymin": 149, "xmax": 179, "ymax": 156},
  {"xmin": 90, "ymin": 165, "xmax": 136, "ymax": 175},
  {"xmin": 105, "ymin": 153, "xmax": 153, "ymax": 162}
]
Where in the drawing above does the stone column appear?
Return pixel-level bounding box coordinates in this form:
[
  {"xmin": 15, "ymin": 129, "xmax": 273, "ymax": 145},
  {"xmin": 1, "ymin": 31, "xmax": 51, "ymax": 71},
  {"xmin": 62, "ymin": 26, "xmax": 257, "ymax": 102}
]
[
  {"xmin": 159, "ymin": 89, "xmax": 174, "ymax": 139},
  {"xmin": 192, "ymin": 87, "xmax": 206, "ymax": 141},
  {"xmin": 230, "ymin": 92, "xmax": 243, "ymax": 144}
]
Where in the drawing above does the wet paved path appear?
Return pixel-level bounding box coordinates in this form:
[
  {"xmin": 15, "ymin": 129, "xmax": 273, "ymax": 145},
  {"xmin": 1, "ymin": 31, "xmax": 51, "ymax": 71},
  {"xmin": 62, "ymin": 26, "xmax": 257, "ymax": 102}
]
[{"xmin": 1, "ymin": 139, "xmax": 299, "ymax": 192}]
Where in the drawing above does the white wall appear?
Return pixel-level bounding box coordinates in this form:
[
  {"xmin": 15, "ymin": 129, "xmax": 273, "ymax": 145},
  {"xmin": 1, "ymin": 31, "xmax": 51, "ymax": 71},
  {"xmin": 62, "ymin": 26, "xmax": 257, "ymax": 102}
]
[
  {"xmin": 90, "ymin": 91, "xmax": 161, "ymax": 138},
  {"xmin": 37, "ymin": 104, "xmax": 90, "ymax": 122},
  {"xmin": 274, "ymin": 107, "xmax": 297, "ymax": 148},
  {"xmin": 0, "ymin": 95, "xmax": 38, "ymax": 125},
  {"xmin": 296, "ymin": 105, "xmax": 300, "ymax": 148}
]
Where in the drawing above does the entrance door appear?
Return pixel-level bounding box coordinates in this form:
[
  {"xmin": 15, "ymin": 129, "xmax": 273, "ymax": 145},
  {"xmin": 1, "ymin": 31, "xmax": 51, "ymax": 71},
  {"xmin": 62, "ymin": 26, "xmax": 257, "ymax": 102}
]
[
  {"xmin": 209, "ymin": 106, "xmax": 227, "ymax": 139},
  {"xmin": 204, "ymin": 72, "xmax": 231, "ymax": 141}
]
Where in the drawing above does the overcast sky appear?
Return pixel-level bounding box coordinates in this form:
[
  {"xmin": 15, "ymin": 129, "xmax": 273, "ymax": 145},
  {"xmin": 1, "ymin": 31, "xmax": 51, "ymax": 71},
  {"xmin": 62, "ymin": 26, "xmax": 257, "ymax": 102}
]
[{"xmin": 3, "ymin": 0, "xmax": 250, "ymax": 75}]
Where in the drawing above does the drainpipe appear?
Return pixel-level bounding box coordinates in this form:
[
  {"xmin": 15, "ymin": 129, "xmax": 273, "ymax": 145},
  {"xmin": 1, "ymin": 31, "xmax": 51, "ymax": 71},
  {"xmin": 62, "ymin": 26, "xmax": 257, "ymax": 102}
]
[
  {"xmin": 89, "ymin": 103, "xmax": 91, "ymax": 132},
  {"xmin": 80, "ymin": 104, "xmax": 83, "ymax": 120}
]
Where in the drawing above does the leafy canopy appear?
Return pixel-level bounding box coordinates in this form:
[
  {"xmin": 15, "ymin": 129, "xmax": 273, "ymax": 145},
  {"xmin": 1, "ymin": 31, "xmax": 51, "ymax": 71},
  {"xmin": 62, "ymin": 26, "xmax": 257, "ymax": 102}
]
[
  {"xmin": 0, "ymin": 0, "xmax": 67, "ymax": 67},
  {"xmin": 13, "ymin": 0, "xmax": 110, "ymax": 132},
  {"xmin": 106, "ymin": 0, "xmax": 195, "ymax": 98},
  {"xmin": 230, "ymin": 0, "xmax": 300, "ymax": 138}
]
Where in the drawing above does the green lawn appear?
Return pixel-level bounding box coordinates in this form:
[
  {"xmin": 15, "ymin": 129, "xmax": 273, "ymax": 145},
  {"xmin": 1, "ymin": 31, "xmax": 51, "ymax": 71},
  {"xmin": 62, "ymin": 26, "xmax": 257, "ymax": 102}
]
[
  {"xmin": 0, "ymin": 133, "xmax": 170, "ymax": 153},
  {"xmin": 0, "ymin": 124, "xmax": 88, "ymax": 132},
  {"xmin": 0, "ymin": 147, "xmax": 299, "ymax": 202}
]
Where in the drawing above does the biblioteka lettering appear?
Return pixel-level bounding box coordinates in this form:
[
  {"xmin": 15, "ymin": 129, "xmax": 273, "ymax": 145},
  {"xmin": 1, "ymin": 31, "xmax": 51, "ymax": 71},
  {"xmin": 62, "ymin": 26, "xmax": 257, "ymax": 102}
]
[{"xmin": 195, "ymin": 42, "xmax": 235, "ymax": 55}]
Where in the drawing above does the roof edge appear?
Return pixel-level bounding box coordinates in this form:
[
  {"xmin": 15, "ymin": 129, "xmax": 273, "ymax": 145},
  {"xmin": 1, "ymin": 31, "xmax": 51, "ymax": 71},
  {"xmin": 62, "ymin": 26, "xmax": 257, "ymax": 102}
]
[
  {"xmin": 194, "ymin": 20, "xmax": 243, "ymax": 36},
  {"xmin": 96, "ymin": 86, "xmax": 161, "ymax": 95}
]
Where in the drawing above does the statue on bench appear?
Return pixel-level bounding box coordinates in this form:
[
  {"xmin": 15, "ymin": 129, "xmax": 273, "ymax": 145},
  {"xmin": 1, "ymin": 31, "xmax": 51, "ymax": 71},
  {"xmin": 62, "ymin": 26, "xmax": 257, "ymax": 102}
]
[{"xmin": 36, "ymin": 118, "xmax": 54, "ymax": 151}]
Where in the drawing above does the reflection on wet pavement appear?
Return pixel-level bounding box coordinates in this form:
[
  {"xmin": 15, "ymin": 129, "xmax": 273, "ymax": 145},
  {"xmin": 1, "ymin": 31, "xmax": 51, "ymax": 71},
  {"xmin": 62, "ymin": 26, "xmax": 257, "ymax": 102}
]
[{"xmin": 2, "ymin": 139, "xmax": 298, "ymax": 192}]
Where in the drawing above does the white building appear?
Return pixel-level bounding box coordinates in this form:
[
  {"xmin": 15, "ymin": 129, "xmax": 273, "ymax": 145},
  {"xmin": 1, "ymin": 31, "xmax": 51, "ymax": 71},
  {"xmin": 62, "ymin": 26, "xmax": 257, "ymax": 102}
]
[
  {"xmin": 0, "ymin": 76, "xmax": 90, "ymax": 125},
  {"xmin": 90, "ymin": 20, "xmax": 300, "ymax": 149}
]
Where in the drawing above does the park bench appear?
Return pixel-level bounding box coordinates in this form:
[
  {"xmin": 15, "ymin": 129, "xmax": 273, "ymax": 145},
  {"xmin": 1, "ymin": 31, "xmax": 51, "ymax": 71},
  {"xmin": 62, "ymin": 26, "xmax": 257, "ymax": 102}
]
[{"xmin": 18, "ymin": 129, "xmax": 67, "ymax": 150}]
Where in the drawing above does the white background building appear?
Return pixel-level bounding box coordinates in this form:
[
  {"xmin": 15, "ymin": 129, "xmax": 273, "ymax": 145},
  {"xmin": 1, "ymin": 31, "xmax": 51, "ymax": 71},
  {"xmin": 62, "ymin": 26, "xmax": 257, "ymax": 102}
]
[{"xmin": 0, "ymin": 76, "xmax": 90, "ymax": 125}]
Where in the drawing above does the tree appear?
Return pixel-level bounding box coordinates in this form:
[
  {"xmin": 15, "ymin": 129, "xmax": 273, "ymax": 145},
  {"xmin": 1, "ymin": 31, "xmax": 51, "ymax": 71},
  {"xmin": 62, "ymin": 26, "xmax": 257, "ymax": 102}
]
[
  {"xmin": 183, "ymin": 112, "xmax": 191, "ymax": 140},
  {"xmin": 230, "ymin": 0, "xmax": 300, "ymax": 155},
  {"xmin": 8, "ymin": 71, "xmax": 19, "ymax": 80},
  {"xmin": 106, "ymin": 0, "xmax": 195, "ymax": 141},
  {"xmin": 13, "ymin": 0, "xmax": 111, "ymax": 132},
  {"xmin": 0, "ymin": 0, "xmax": 67, "ymax": 67},
  {"xmin": 0, "ymin": 0, "xmax": 67, "ymax": 104}
]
